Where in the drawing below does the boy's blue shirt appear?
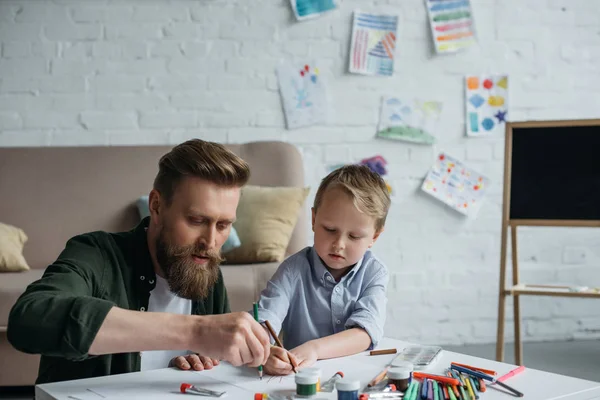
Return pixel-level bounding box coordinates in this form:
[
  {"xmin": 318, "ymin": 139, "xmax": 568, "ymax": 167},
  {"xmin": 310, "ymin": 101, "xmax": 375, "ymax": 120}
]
[{"xmin": 256, "ymin": 246, "xmax": 388, "ymax": 350}]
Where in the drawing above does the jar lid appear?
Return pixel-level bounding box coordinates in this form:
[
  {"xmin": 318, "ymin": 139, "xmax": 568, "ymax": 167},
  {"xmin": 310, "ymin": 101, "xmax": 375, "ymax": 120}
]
[
  {"xmin": 295, "ymin": 374, "xmax": 319, "ymax": 385},
  {"xmin": 336, "ymin": 379, "xmax": 360, "ymax": 391},
  {"xmin": 388, "ymin": 367, "xmax": 411, "ymax": 379},
  {"xmin": 391, "ymin": 360, "xmax": 414, "ymax": 371},
  {"xmin": 301, "ymin": 367, "xmax": 322, "ymax": 376}
]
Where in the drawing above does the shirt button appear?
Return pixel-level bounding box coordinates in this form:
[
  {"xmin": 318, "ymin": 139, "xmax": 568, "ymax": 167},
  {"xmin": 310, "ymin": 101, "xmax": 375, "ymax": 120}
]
[
  {"xmin": 335, "ymin": 287, "xmax": 341, "ymax": 293},
  {"xmin": 327, "ymin": 276, "xmax": 333, "ymax": 281},
  {"xmin": 336, "ymin": 320, "xmax": 341, "ymax": 324},
  {"xmin": 149, "ymin": 279, "xmax": 155, "ymax": 284},
  {"xmin": 140, "ymin": 276, "xmax": 145, "ymax": 281},
  {"xmin": 140, "ymin": 307, "xmax": 146, "ymax": 311}
]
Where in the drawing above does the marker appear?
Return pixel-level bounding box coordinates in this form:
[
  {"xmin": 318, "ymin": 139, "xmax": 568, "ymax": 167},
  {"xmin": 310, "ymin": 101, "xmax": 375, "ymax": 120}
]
[{"xmin": 496, "ymin": 366, "xmax": 525, "ymax": 383}]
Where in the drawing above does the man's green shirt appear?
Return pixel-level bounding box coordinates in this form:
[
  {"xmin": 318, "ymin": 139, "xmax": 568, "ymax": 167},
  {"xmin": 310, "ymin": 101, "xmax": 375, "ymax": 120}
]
[{"xmin": 7, "ymin": 218, "xmax": 230, "ymax": 384}]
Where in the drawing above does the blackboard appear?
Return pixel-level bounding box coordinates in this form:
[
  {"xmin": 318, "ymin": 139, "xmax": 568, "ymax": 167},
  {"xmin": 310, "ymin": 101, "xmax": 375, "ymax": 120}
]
[{"xmin": 509, "ymin": 123, "xmax": 600, "ymax": 220}]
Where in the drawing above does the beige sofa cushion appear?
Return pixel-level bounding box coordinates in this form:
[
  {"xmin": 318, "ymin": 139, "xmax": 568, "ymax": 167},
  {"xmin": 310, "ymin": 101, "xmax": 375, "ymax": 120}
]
[
  {"xmin": 225, "ymin": 186, "xmax": 309, "ymax": 264},
  {"xmin": 0, "ymin": 222, "xmax": 30, "ymax": 272}
]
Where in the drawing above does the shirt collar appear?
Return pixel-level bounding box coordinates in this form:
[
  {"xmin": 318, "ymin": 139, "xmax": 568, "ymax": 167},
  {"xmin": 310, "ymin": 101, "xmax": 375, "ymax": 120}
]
[{"xmin": 310, "ymin": 247, "xmax": 364, "ymax": 285}]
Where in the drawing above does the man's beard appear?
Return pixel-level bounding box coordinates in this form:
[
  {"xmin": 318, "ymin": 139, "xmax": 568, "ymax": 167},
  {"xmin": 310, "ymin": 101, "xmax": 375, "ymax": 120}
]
[{"xmin": 155, "ymin": 229, "xmax": 223, "ymax": 300}]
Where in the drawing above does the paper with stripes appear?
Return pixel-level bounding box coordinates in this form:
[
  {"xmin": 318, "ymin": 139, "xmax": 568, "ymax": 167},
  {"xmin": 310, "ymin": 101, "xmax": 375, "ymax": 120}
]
[
  {"xmin": 425, "ymin": 0, "xmax": 477, "ymax": 54},
  {"xmin": 349, "ymin": 11, "xmax": 399, "ymax": 76}
]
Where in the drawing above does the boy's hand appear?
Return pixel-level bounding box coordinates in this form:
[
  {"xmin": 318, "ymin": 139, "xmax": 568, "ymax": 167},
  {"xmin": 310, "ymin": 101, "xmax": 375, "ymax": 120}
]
[
  {"xmin": 170, "ymin": 354, "xmax": 220, "ymax": 371},
  {"xmin": 290, "ymin": 341, "xmax": 318, "ymax": 369},
  {"xmin": 264, "ymin": 346, "xmax": 300, "ymax": 376}
]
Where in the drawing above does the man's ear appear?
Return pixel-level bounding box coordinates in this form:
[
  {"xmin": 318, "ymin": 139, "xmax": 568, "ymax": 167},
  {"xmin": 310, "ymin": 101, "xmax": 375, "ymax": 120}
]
[
  {"xmin": 148, "ymin": 189, "xmax": 162, "ymax": 218},
  {"xmin": 368, "ymin": 227, "xmax": 384, "ymax": 248},
  {"xmin": 311, "ymin": 207, "xmax": 316, "ymax": 232}
]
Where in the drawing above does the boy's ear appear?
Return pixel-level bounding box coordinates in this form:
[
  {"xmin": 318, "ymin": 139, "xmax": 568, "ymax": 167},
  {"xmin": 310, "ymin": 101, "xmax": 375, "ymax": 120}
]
[
  {"xmin": 368, "ymin": 227, "xmax": 384, "ymax": 248},
  {"xmin": 311, "ymin": 207, "xmax": 316, "ymax": 232}
]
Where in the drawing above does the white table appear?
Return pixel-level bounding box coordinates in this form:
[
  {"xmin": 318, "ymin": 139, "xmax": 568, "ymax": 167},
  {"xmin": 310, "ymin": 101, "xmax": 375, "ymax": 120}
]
[{"xmin": 36, "ymin": 338, "xmax": 600, "ymax": 400}]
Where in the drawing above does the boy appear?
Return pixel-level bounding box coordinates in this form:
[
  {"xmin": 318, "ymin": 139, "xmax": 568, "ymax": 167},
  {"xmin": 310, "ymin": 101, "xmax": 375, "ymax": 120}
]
[{"xmin": 258, "ymin": 164, "xmax": 391, "ymax": 375}]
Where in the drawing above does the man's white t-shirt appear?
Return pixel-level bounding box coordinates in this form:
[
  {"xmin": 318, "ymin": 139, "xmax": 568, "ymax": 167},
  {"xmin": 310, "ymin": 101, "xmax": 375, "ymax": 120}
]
[{"xmin": 140, "ymin": 275, "xmax": 192, "ymax": 371}]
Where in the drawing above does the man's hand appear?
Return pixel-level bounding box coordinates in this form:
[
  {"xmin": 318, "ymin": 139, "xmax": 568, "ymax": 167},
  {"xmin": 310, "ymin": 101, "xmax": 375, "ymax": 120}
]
[
  {"xmin": 171, "ymin": 354, "xmax": 220, "ymax": 371},
  {"xmin": 264, "ymin": 346, "xmax": 299, "ymax": 376},
  {"xmin": 290, "ymin": 341, "xmax": 318, "ymax": 369},
  {"xmin": 189, "ymin": 312, "xmax": 271, "ymax": 367}
]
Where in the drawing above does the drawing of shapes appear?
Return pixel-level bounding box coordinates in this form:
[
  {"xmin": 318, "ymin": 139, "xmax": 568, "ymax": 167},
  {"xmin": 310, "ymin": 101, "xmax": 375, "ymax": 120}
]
[
  {"xmin": 482, "ymin": 118, "xmax": 494, "ymax": 131},
  {"xmin": 469, "ymin": 94, "xmax": 484, "ymax": 108},
  {"xmin": 350, "ymin": 12, "xmax": 399, "ymax": 76},
  {"xmin": 488, "ymin": 96, "xmax": 505, "ymax": 107},
  {"xmin": 497, "ymin": 76, "xmax": 508, "ymax": 89},
  {"xmin": 422, "ymin": 101, "xmax": 443, "ymax": 115},
  {"xmin": 494, "ymin": 110, "xmax": 507, "ymax": 123},
  {"xmin": 483, "ymin": 78, "xmax": 494, "ymax": 89},
  {"xmin": 292, "ymin": 0, "xmax": 337, "ymax": 20},
  {"xmin": 386, "ymin": 97, "xmax": 402, "ymax": 105},
  {"xmin": 390, "ymin": 113, "xmax": 403, "ymax": 122},
  {"xmin": 468, "ymin": 113, "xmax": 479, "ymax": 133},
  {"xmin": 432, "ymin": 10, "xmax": 470, "ymax": 22},
  {"xmin": 430, "ymin": 0, "xmax": 470, "ymax": 12}
]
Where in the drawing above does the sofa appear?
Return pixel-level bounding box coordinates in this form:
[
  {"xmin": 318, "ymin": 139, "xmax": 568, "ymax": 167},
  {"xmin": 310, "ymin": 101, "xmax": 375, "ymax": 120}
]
[{"xmin": 0, "ymin": 141, "xmax": 307, "ymax": 387}]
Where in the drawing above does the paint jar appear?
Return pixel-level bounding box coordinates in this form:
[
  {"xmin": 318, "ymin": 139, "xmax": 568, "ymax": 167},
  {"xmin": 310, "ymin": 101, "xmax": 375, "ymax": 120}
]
[
  {"xmin": 336, "ymin": 379, "xmax": 360, "ymax": 400},
  {"xmin": 387, "ymin": 366, "xmax": 412, "ymax": 392},
  {"xmin": 300, "ymin": 367, "xmax": 322, "ymax": 391},
  {"xmin": 296, "ymin": 372, "xmax": 319, "ymax": 397},
  {"xmin": 390, "ymin": 360, "xmax": 414, "ymax": 383}
]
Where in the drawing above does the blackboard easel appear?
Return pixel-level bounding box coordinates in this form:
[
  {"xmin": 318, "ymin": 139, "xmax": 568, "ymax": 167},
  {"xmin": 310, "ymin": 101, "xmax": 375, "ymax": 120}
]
[{"xmin": 496, "ymin": 119, "xmax": 600, "ymax": 365}]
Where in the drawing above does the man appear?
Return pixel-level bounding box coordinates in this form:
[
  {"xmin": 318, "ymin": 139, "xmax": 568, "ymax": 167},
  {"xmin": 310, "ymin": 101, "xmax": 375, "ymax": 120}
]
[{"xmin": 7, "ymin": 139, "xmax": 271, "ymax": 384}]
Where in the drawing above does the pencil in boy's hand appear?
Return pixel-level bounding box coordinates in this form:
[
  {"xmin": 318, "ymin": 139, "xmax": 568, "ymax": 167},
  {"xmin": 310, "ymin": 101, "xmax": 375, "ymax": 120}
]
[
  {"xmin": 252, "ymin": 302, "xmax": 263, "ymax": 380},
  {"xmin": 263, "ymin": 320, "xmax": 298, "ymax": 374}
]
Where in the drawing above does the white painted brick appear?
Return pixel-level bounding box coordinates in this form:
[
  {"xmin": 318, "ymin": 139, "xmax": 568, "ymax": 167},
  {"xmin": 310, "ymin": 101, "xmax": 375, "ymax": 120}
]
[
  {"xmin": 0, "ymin": 94, "xmax": 52, "ymax": 111},
  {"xmin": 255, "ymin": 111, "xmax": 285, "ymax": 127},
  {"xmin": 0, "ymin": 111, "xmax": 22, "ymax": 129},
  {"xmin": 0, "ymin": 3, "xmax": 20, "ymax": 21},
  {"xmin": 107, "ymin": 131, "xmax": 171, "ymax": 146},
  {"xmin": 283, "ymin": 20, "xmax": 331, "ymax": 40},
  {"xmin": 219, "ymin": 23, "xmax": 275, "ymax": 40},
  {"xmin": 466, "ymin": 142, "xmax": 494, "ymax": 161},
  {"xmin": 81, "ymin": 111, "xmax": 137, "ymax": 129},
  {"xmin": 31, "ymin": 42, "xmax": 58, "ymax": 58},
  {"xmin": 0, "ymin": 23, "xmax": 42, "ymax": 41},
  {"xmin": 15, "ymin": 4, "xmax": 68, "ymax": 22},
  {"xmin": 149, "ymin": 76, "xmax": 207, "ymax": 92},
  {"xmin": 88, "ymin": 76, "xmax": 146, "ymax": 93},
  {"xmin": 51, "ymin": 60, "xmax": 100, "ymax": 76},
  {"xmin": 181, "ymin": 41, "xmax": 209, "ymax": 58},
  {"xmin": 70, "ymin": 6, "xmax": 133, "ymax": 23},
  {"xmin": 140, "ymin": 111, "xmax": 197, "ymax": 128},
  {"xmin": 44, "ymin": 24, "xmax": 102, "ymax": 41},
  {"xmin": 2, "ymin": 42, "xmax": 29, "ymax": 58},
  {"xmin": 61, "ymin": 43, "xmax": 92, "ymax": 60},
  {"xmin": 163, "ymin": 23, "xmax": 204, "ymax": 40},
  {"xmin": 47, "ymin": 94, "xmax": 95, "ymax": 111},
  {"xmin": 308, "ymin": 40, "xmax": 340, "ymax": 58},
  {"xmin": 168, "ymin": 59, "xmax": 225, "ymax": 75},
  {"xmin": 100, "ymin": 60, "xmax": 167, "ymax": 75},
  {"xmin": 0, "ymin": 59, "xmax": 47, "ymax": 76},
  {"xmin": 49, "ymin": 130, "xmax": 109, "ymax": 146},
  {"xmin": 0, "ymin": 130, "xmax": 51, "ymax": 147},
  {"xmin": 201, "ymin": 112, "xmax": 252, "ymax": 128},
  {"xmin": 149, "ymin": 42, "xmax": 183, "ymax": 58},
  {"xmin": 105, "ymin": 24, "xmax": 163, "ymax": 40},
  {"xmin": 95, "ymin": 94, "xmax": 169, "ymax": 111},
  {"xmin": 227, "ymin": 127, "xmax": 284, "ymax": 143},
  {"xmin": 23, "ymin": 111, "xmax": 79, "ymax": 129},
  {"xmin": 170, "ymin": 129, "xmax": 229, "ymax": 144},
  {"xmin": 190, "ymin": 6, "xmax": 249, "ymax": 25},
  {"xmin": 206, "ymin": 41, "xmax": 238, "ymax": 58},
  {"xmin": 207, "ymin": 75, "xmax": 265, "ymax": 90},
  {"xmin": 92, "ymin": 42, "xmax": 148, "ymax": 59},
  {"xmin": 132, "ymin": 5, "xmax": 188, "ymax": 22}
]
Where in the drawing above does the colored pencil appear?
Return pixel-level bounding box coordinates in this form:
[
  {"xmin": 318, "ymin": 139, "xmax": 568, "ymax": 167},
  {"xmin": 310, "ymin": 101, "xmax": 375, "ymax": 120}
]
[
  {"xmin": 496, "ymin": 366, "xmax": 525, "ymax": 383},
  {"xmin": 370, "ymin": 348, "xmax": 397, "ymax": 356},
  {"xmin": 263, "ymin": 320, "xmax": 297, "ymax": 374},
  {"xmin": 450, "ymin": 362, "xmax": 497, "ymax": 376},
  {"xmin": 413, "ymin": 372, "xmax": 461, "ymax": 386}
]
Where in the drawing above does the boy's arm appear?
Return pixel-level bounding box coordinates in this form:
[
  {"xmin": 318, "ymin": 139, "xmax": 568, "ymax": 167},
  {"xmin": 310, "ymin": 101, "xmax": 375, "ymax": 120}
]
[
  {"xmin": 255, "ymin": 260, "xmax": 297, "ymax": 337},
  {"xmin": 344, "ymin": 266, "xmax": 389, "ymax": 350},
  {"xmin": 294, "ymin": 328, "xmax": 371, "ymax": 362}
]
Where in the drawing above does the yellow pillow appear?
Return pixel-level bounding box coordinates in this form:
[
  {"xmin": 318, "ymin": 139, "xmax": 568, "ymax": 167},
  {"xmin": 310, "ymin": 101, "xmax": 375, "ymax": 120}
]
[
  {"xmin": 0, "ymin": 222, "xmax": 30, "ymax": 272},
  {"xmin": 225, "ymin": 185, "xmax": 310, "ymax": 264}
]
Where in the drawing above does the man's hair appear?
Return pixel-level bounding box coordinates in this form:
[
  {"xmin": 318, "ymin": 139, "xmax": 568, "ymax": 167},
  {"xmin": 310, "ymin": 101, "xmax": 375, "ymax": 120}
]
[
  {"xmin": 313, "ymin": 164, "xmax": 391, "ymax": 232},
  {"xmin": 154, "ymin": 139, "xmax": 250, "ymax": 205}
]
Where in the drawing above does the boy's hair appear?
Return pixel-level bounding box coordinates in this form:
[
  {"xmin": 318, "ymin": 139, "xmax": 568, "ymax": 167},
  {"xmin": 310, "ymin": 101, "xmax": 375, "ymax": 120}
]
[
  {"xmin": 313, "ymin": 164, "xmax": 391, "ymax": 231},
  {"xmin": 154, "ymin": 139, "xmax": 250, "ymax": 205}
]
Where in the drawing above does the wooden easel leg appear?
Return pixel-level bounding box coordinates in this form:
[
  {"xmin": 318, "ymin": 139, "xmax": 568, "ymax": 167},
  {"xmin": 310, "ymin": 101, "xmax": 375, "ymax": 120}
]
[
  {"xmin": 511, "ymin": 226, "xmax": 523, "ymax": 365},
  {"xmin": 496, "ymin": 222, "xmax": 509, "ymax": 362}
]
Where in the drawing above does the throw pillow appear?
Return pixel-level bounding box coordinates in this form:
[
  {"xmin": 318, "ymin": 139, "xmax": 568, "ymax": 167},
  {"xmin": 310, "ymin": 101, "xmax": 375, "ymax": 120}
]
[
  {"xmin": 135, "ymin": 195, "xmax": 242, "ymax": 253},
  {"xmin": 0, "ymin": 222, "xmax": 30, "ymax": 272},
  {"xmin": 224, "ymin": 185, "xmax": 310, "ymax": 264}
]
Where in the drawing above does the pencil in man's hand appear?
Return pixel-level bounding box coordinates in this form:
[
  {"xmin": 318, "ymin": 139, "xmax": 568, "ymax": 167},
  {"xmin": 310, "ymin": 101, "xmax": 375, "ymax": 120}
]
[{"xmin": 263, "ymin": 320, "xmax": 298, "ymax": 374}]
